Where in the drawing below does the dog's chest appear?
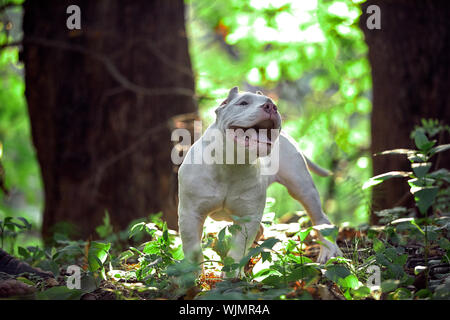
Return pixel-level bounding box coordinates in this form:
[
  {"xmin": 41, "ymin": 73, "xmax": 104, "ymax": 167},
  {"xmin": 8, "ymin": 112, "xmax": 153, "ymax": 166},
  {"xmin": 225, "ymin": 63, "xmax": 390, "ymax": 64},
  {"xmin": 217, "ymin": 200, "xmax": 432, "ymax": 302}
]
[{"xmin": 216, "ymin": 173, "xmax": 266, "ymax": 216}]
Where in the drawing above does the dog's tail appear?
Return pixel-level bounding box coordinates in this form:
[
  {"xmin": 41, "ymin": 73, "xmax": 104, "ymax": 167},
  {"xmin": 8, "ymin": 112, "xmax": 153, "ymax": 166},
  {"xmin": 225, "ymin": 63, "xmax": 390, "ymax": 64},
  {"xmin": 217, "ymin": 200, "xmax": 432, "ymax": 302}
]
[{"xmin": 304, "ymin": 156, "xmax": 332, "ymax": 177}]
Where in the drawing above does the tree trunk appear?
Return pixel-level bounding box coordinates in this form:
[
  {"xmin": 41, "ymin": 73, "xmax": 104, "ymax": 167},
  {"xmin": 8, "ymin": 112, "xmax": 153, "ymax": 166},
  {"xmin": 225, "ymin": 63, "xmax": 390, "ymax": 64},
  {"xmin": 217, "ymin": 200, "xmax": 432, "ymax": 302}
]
[
  {"xmin": 360, "ymin": 0, "xmax": 450, "ymax": 224},
  {"xmin": 22, "ymin": 0, "xmax": 197, "ymax": 240}
]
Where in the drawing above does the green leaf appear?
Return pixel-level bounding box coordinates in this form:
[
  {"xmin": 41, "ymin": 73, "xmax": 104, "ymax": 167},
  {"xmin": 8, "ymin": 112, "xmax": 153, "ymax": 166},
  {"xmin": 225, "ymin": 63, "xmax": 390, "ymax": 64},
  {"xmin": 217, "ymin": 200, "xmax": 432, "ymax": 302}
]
[
  {"xmin": 297, "ymin": 226, "xmax": 313, "ymax": 242},
  {"xmin": 340, "ymin": 274, "xmax": 360, "ymax": 289},
  {"xmin": 171, "ymin": 245, "xmax": 184, "ymax": 260},
  {"xmin": 261, "ymin": 251, "xmax": 271, "ymax": 262},
  {"xmin": 387, "ymin": 263, "xmax": 405, "ymax": 278},
  {"xmin": 162, "ymin": 223, "xmax": 169, "ymax": 243},
  {"xmin": 80, "ymin": 273, "xmax": 100, "ymax": 293},
  {"xmin": 96, "ymin": 211, "xmax": 113, "ymax": 238},
  {"xmin": 324, "ymin": 264, "xmax": 351, "ymax": 283},
  {"xmin": 37, "ymin": 260, "xmax": 60, "ymax": 277},
  {"xmin": 384, "ymin": 247, "xmax": 397, "ymax": 261},
  {"xmin": 252, "ymin": 267, "xmax": 279, "ymax": 280},
  {"xmin": 376, "ymin": 149, "xmax": 416, "ymax": 156},
  {"xmin": 88, "ymin": 255, "xmax": 104, "ymax": 272},
  {"xmin": 18, "ymin": 246, "xmax": 30, "ymax": 259},
  {"xmin": 407, "ymin": 153, "xmax": 428, "ymax": 163},
  {"xmin": 286, "ymin": 265, "xmax": 320, "ymax": 284},
  {"xmin": 351, "ymin": 286, "xmax": 371, "ymax": 299},
  {"xmin": 391, "ymin": 218, "xmax": 425, "ymax": 235},
  {"xmin": 411, "ymin": 162, "xmax": 432, "ymax": 178},
  {"xmin": 410, "ymin": 186, "xmax": 439, "ymax": 214},
  {"xmin": 54, "ymin": 244, "xmax": 84, "ymax": 260},
  {"xmin": 128, "ymin": 222, "xmax": 145, "ymax": 239},
  {"xmin": 218, "ymin": 227, "xmax": 226, "ymax": 241},
  {"xmin": 390, "ymin": 287, "xmax": 412, "ymax": 300},
  {"xmin": 261, "ymin": 274, "xmax": 284, "ymax": 287},
  {"xmin": 36, "ymin": 286, "xmax": 83, "ymax": 300},
  {"xmin": 118, "ymin": 250, "xmax": 134, "ymax": 261},
  {"xmin": 429, "ymin": 143, "xmax": 450, "ymax": 156},
  {"xmin": 380, "ymin": 279, "xmax": 399, "ymax": 293},
  {"xmin": 16, "ymin": 276, "xmax": 35, "ymax": 286},
  {"xmin": 438, "ymin": 238, "xmax": 450, "ymax": 250},
  {"xmin": 375, "ymin": 252, "xmax": 391, "ymax": 267},
  {"xmin": 230, "ymin": 215, "xmax": 251, "ymax": 224},
  {"xmin": 227, "ymin": 224, "xmax": 242, "ymax": 235},
  {"xmin": 314, "ymin": 224, "xmax": 339, "ymax": 243},
  {"xmin": 428, "ymin": 168, "xmax": 450, "ymax": 183},
  {"xmin": 414, "ymin": 130, "xmax": 429, "ymax": 150},
  {"xmin": 415, "ymin": 288, "xmax": 432, "ymax": 299},
  {"xmin": 143, "ymin": 241, "xmax": 159, "ymax": 254},
  {"xmin": 238, "ymin": 238, "xmax": 279, "ymax": 268},
  {"xmin": 259, "ymin": 237, "xmax": 279, "ymax": 249},
  {"xmin": 362, "ymin": 171, "xmax": 411, "ymax": 189},
  {"xmin": 213, "ymin": 227, "xmax": 232, "ymax": 260},
  {"xmin": 88, "ymin": 241, "xmax": 110, "ymax": 272},
  {"xmin": 16, "ymin": 217, "xmax": 32, "ymax": 230},
  {"xmin": 372, "ymin": 238, "xmax": 385, "ymax": 253}
]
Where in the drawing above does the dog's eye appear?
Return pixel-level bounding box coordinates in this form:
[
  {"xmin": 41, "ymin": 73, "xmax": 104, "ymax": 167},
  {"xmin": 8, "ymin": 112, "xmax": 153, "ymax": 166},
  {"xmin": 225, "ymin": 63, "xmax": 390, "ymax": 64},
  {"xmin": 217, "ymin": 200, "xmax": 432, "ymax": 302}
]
[{"xmin": 238, "ymin": 101, "xmax": 248, "ymax": 106}]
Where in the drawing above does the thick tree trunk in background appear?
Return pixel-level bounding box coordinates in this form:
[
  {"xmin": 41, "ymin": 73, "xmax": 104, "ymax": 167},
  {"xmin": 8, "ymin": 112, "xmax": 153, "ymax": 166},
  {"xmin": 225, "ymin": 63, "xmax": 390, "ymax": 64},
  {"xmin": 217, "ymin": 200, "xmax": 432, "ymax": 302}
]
[
  {"xmin": 22, "ymin": 0, "xmax": 197, "ymax": 239},
  {"xmin": 360, "ymin": 1, "xmax": 450, "ymax": 224}
]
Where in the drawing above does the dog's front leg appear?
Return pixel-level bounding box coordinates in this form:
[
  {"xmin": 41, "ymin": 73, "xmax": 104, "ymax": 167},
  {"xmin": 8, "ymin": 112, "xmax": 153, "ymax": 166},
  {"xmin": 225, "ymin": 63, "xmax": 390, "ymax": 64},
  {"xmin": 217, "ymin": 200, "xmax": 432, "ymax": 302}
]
[
  {"xmin": 225, "ymin": 215, "xmax": 262, "ymax": 278},
  {"xmin": 178, "ymin": 209, "xmax": 206, "ymax": 267},
  {"xmin": 276, "ymin": 134, "xmax": 342, "ymax": 263}
]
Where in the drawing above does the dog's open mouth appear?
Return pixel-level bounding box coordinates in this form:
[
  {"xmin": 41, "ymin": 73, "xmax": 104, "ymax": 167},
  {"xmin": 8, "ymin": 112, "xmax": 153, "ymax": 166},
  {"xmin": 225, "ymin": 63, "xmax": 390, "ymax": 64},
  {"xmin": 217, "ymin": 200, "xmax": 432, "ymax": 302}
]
[{"xmin": 228, "ymin": 119, "xmax": 279, "ymax": 146}]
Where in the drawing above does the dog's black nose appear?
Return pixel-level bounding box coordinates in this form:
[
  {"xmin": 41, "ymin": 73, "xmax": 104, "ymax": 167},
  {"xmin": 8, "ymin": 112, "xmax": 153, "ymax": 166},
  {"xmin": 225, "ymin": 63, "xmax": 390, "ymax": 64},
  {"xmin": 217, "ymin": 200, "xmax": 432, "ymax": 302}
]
[{"xmin": 262, "ymin": 102, "xmax": 277, "ymax": 114}]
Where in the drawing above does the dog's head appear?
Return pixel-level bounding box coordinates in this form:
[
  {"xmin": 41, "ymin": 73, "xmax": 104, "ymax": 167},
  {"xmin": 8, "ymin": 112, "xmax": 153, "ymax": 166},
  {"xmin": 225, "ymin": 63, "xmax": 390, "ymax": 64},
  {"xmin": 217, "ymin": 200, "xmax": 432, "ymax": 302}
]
[{"xmin": 214, "ymin": 87, "xmax": 282, "ymax": 156}]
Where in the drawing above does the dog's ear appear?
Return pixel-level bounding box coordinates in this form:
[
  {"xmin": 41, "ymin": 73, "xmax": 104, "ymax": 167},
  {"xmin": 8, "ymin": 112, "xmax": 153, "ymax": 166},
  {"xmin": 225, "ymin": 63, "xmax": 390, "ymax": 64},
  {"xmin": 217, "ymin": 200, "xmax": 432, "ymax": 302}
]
[
  {"xmin": 219, "ymin": 86, "xmax": 239, "ymax": 107},
  {"xmin": 256, "ymin": 90, "xmax": 264, "ymax": 95},
  {"xmin": 227, "ymin": 86, "xmax": 239, "ymax": 101}
]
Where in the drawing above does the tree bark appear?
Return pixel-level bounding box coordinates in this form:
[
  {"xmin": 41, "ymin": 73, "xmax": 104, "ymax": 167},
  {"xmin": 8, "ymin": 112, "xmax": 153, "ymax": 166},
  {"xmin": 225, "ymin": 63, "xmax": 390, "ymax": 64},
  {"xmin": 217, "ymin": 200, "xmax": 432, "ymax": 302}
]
[
  {"xmin": 22, "ymin": 0, "xmax": 197, "ymax": 239},
  {"xmin": 360, "ymin": 0, "xmax": 450, "ymax": 224}
]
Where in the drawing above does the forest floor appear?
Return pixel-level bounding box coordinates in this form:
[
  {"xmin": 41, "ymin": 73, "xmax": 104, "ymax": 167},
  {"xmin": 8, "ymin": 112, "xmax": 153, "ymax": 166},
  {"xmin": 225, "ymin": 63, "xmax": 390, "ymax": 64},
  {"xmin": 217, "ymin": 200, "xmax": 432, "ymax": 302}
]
[{"xmin": 1, "ymin": 212, "xmax": 449, "ymax": 300}]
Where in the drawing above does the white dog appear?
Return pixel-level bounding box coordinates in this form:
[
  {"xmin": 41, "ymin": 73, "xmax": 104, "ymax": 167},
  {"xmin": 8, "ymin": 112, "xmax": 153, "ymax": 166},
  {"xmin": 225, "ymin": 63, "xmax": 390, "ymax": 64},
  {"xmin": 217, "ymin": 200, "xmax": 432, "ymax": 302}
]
[{"xmin": 177, "ymin": 87, "xmax": 342, "ymax": 276}]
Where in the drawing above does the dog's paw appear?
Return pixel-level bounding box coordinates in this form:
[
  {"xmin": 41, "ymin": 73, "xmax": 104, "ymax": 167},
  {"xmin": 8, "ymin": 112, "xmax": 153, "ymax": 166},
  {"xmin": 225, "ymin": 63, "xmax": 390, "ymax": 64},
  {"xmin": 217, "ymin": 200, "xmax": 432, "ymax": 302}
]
[{"xmin": 317, "ymin": 238, "xmax": 343, "ymax": 264}]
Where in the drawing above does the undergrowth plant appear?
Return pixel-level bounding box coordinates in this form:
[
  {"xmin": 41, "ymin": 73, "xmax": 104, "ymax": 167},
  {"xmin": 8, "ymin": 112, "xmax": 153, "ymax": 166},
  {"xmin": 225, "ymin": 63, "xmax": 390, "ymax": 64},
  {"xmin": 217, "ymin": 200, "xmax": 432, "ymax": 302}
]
[
  {"xmin": 0, "ymin": 216, "xmax": 32, "ymax": 254},
  {"xmin": 364, "ymin": 119, "xmax": 450, "ymax": 299}
]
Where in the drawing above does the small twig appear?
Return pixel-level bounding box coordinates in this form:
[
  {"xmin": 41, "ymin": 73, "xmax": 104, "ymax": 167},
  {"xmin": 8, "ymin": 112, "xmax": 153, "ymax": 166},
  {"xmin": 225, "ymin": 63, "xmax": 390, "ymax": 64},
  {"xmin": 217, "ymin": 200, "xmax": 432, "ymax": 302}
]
[
  {"xmin": 23, "ymin": 36, "xmax": 196, "ymax": 99},
  {"xmin": 0, "ymin": 40, "xmax": 21, "ymax": 51}
]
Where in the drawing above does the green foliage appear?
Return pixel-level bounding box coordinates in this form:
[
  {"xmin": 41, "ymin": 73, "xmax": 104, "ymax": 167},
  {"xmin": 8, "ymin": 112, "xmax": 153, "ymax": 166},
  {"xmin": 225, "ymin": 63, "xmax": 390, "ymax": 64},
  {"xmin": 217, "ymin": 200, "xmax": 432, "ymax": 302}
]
[
  {"xmin": 1, "ymin": 210, "xmax": 448, "ymax": 300},
  {"xmin": 363, "ymin": 120, "xmax": 450, "ymax": 300},
  {"xmin": 95, "ymin": 211, "xmax": 114, "ymax": 239},
  {"xmin": 0, "ymin": 215, "xmax": 31, "ymax": 252},
  {"xmin": 1, "ymin": 1, "xmax": 42, "ymax": 234},
  {"xmin": 365, "ymin": 119, "xmax": 450, "ymax": 216}
]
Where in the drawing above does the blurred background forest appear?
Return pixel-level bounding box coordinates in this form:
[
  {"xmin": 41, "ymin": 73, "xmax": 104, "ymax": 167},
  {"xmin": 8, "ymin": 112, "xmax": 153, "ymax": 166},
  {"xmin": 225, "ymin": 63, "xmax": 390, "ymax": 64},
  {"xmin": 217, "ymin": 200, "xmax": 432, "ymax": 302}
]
[{"xmin": 0, "ymin": 0, "xmax": 448, "ymax": 249}]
